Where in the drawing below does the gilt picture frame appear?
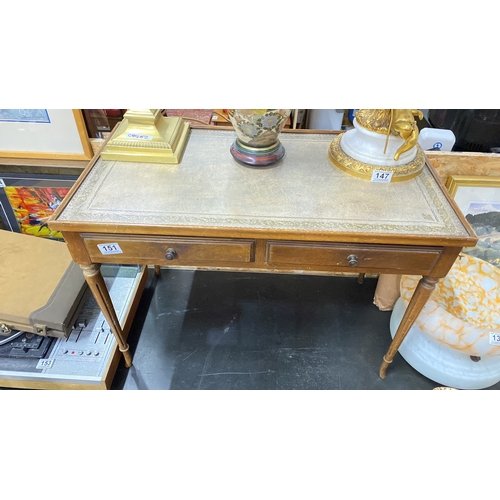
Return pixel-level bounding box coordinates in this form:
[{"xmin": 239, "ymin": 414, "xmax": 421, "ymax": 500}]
[
  {"xmin": 446, "ymin": 175, "xmax": 500, "ymax": 268},
  {"xmin": 0, "ymin": 109, "xmax": 94, "ymax": 161}
]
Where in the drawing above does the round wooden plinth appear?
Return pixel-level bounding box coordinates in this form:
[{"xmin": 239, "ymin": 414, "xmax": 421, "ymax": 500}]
[{"xmin": 230, "ymin": 140, "xmax": 285, "ymax": 168}]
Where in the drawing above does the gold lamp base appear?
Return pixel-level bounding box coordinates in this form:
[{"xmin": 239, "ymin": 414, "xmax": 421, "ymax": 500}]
[
  {"xmin": 328, "ymin": 133, "xmax": 425, "ymax": 183},
  {"xmin": 101, "ymin": 109, "xmax": 190, "ymax": 164}
]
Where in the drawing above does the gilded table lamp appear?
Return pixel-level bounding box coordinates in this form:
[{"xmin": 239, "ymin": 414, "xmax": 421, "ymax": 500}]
[{"xmin": 329, "ymin": 109, "xmax": 425, "ymax": 182}]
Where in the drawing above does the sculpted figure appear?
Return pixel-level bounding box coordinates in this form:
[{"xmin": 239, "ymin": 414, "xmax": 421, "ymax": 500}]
[{"xmin": 355, "ymin": 109, "xmax": 423, "ymax": 161}]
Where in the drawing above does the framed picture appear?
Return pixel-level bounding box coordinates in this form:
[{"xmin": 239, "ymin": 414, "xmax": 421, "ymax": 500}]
[
  {"xmin": 0, "ymin": 172, "xmax": 78, "ymax": 241},
  {"xmin": 0, "ymin": 109, "xmax": 94, "ymax": 161},
  {"xmin": 446, "ymin": 175, "xmax": 500, "ymax": 268}
]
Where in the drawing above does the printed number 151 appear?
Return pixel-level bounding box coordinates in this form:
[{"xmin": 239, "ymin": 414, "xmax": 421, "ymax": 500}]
[
  {"xmin": 97, "ymin": 243, "xmax": 123, "ymax": 255},
  {"xmin": 103, "ymin": 244, "xmax": 119, "ymax": 252}
]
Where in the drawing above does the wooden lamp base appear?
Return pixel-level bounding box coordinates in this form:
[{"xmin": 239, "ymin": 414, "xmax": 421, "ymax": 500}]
[{"xmin": 230, "ymin": 139, "xmax": 285, "ymax": 168}]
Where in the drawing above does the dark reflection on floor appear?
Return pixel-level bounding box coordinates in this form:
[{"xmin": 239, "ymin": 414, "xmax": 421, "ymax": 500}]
[{"xmin": 111, "ymin": 268, "xmax": 450, "ymax": 390}]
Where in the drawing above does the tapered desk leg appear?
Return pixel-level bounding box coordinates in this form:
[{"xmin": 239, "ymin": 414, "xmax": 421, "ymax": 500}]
[
  {"xmin": 379, "ymin": 275, "xmax": 439, "ymax": 379},
  {"xmin": 81, "ymin": 263, "xmax": 133, "ymax": 368},
  {"xmin": 154, "ymin": 265, "xmax": 161, "ymax": 277}
]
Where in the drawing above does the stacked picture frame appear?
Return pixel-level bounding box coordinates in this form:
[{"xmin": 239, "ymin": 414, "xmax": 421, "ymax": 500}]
[
  {"xmin": 0, "ymin": 109, "xmax": 93, "ymax": 162},
  {"xmin": 446, "ymin": 175, "xmax": 500, "ymax": 269},
  {"xmin": 0, "ymin": 108, "xmax": 93, "ymax": 238},
  {"xmin": 0, "ymin": 173, "xmax": 78, "ymax": 240}
]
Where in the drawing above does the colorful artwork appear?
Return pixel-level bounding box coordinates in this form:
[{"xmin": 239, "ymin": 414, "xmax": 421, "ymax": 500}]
[
  {"xmin": 4, "ymin": 186, "xmax": 69, "ymax": 240},
  {"xmin": 0, "ymin": 109, "xmax": 50, "ymax": 123}
]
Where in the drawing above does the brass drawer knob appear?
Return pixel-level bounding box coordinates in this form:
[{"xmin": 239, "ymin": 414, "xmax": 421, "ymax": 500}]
[
  {"xmin": 347, "ymin": 254, "xmax": 358, "ymax": 267},
  {"xmin": 165, "ymin": 248, "xmax": 177, "ymax": 260}
]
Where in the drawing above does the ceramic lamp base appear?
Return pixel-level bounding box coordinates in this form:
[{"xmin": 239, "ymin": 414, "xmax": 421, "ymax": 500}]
[
  {"xmin": 230, "ymin": 140, "xmax": 285, "ymax": 168},
  {"xmin": 390, "ymin": 298, "xmax": 500, "ymax": 390}
]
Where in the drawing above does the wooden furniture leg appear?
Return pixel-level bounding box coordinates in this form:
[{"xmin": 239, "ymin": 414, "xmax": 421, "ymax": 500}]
[
  {"xmin": 81, "ymin": 263, "xmax": 133, "ymax": 368},
  {"xmin": 379, "ymin": 275, "xmax": 439, "ymax": 379},
  {"xmin": 154, "ymin": 265, "xmax": 161, "ymax": 277}
]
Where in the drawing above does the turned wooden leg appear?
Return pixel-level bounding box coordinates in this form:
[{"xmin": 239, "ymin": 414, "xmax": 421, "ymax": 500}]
[
  {"xmin": 154, "ymin": 265, "xmax": 161, "ymax": 277},
  {"xmin": 379, "ymin": 275, "xmax": 439, "ymax": 379},
  {"xmin": 358, "ymin": 273, "xmax": 365, "ymax": 284},
  {"xmin": 81, "ymin": 263, "xmax": 133, "ymax": 368}
]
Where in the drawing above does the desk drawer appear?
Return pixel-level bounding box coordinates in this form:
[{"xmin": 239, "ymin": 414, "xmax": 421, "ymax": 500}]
[
  {"xmin": 266, "ymin": 241, "xmax": 441, "ymax": 273},
  {"xmin": 84, "ymin": 235, "xmax": 255, "ymax": 264}
]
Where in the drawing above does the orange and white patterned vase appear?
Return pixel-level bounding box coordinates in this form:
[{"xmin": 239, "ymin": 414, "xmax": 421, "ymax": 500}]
[
  {"xmin": 390, "ymin": 253, "xmax": 500, "ymax": 389},
  {"xmin": 227, "ymin": 109, "xmax": 291, "ymax": 167}
]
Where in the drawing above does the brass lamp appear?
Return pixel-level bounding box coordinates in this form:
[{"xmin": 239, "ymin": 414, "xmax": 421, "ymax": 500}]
[{"xmin": 101, "ymin": 109, "xmax": 190, "ymax": 164}]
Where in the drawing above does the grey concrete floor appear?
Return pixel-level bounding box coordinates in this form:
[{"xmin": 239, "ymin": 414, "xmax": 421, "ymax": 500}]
[{"xmin": 110, "ymin": 268, "xmax": 491, "ymax": 390}]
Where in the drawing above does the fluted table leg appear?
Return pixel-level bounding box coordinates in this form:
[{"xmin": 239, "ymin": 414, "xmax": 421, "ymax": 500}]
[
  {"xmin": 379, "ymin": 275, "xmax": 438, "ymax": 378},
  {"xmin": 81, "ymin": 263, "xmax": 133, "ymax": 368}
]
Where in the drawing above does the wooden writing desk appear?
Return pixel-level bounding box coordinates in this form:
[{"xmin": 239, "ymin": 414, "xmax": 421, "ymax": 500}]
[{"xmin": 48, "ymin": 129, "xmax": 477, "ymax": 380}]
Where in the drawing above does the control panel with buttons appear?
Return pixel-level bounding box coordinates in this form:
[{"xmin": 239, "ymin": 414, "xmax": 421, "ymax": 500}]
[{"xmin": 0, "ymin": 265, "xmax": 146, "ymax": 388}]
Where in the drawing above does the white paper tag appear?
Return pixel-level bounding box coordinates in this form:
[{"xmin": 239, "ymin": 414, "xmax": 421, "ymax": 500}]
[
  {"xmin": 0, "ymin": 178, "xmax": 5, "ymax": 188},
  {"xmin": 371, "ymin": 170, "xmax": 393, "ymax": 183},
  {"xmin": 97, "ymin": 243, "xmax": 123, "ymax": 255},
  {"xmin": 489, "ymin": 332, "xmax": 500, "ymax": 346},
  {"xmin": 212, "ymin": 115, "xmax": 218, "ymax": 121},
  {"xmin": 36, "ymin": 358, "xmax": 54, "ymax": 369},
  {"xmin": 125, "ymin": 133, "xmax": 153, "ymax": 141}
]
